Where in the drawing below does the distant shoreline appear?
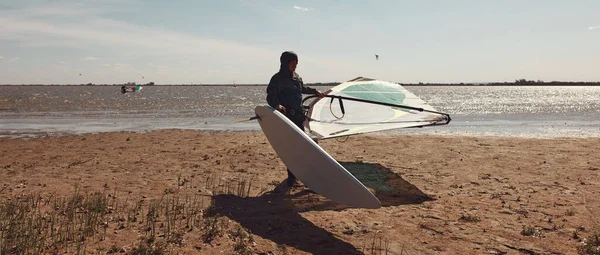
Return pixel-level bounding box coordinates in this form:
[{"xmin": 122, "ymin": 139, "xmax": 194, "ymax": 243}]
[{"xmin": 2, "ymin": 83, "xmax": 600, "ymax": 86}]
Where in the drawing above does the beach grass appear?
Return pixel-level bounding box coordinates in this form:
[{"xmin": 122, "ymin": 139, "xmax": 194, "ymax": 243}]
[{"xmin": 0, "ymin": 175, "xmax": 258, "ymax": 254}]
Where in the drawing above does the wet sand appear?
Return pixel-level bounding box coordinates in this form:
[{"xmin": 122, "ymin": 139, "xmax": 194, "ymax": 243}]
[{"xmin": 1, "ymin": 130, "xmax": 599, "ymax": 254}]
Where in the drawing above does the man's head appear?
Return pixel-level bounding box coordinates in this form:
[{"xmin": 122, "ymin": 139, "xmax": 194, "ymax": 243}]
[{"xmin": 280, "ymin": 51, "xmax": 298, "ymax": 72}]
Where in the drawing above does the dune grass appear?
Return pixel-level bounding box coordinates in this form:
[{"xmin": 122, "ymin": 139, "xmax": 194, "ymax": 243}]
[
  {"xmin": 0, "ymin": 172, "xmax": 408, "ymax": 254},
  {"xmin": 0, "ymin": 174, "xmax": 257, "ymax": 254}
]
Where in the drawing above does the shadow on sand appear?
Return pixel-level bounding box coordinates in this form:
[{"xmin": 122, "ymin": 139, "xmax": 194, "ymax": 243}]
[
  {"xmin": 212, "ymin": 162, "xmax": 431, "ymax": 254},
  {"xmin": 213, "ymin": 188, "xmax": 362, "ymax": 254},
  {"xmin": 288, "ymin": 161, "xmax": 434, "ymax": 211}
]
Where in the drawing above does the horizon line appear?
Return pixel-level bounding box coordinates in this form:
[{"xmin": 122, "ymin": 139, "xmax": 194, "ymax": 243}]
[{"xmin": 3, "ymin": 80, "xmax": 600, "ymax": 86}]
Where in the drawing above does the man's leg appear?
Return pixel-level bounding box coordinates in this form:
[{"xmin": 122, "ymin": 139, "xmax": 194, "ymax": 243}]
[{"xmin": 286, "ymin": 169, "xmax": 296, "ymax": 186}]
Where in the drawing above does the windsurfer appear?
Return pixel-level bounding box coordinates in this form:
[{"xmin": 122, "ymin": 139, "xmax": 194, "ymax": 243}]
[{"xmin": 266, "ymin": 51, "xmax": 324, "ymax": 186}]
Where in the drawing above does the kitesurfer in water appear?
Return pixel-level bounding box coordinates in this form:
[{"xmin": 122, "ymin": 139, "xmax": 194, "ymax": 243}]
[
  {"xmin": 266, "ymin": 51, "xmax": 324, "ymax": 186},
  {"xmin": 121, "ymin": 85, "xmax": 127, "ymax": 94}
]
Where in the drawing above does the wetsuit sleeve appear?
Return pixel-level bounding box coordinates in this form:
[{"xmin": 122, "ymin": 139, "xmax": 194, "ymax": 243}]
[
  {"xmin": 299, "ymin": 78, "xmax": 317, "ymax": 94},
  {"xmin": 266, "ymin": 75, "xmax": 281, "ymax": 108},
  {"xmin": 302, "ymin": 85, "xmax": 318, "ymax": 94}
]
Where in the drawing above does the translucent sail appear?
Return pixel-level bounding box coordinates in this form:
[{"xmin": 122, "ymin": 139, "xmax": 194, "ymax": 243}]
[{"xmin": 305, "ymin": 77, "xmax": 449, "ymax": 140}]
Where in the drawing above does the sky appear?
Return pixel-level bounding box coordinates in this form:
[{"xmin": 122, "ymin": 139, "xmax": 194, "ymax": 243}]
[{"xmin": 1, "ymin": 0, "xmax": 599, "ymax": 85}]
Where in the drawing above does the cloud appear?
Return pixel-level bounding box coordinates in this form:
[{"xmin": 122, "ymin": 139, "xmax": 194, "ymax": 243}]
[
  {"xmin": 9, "ymin": 57, "xmax": 20, "ymax": 62},
  {"xmin": 293, "ymin": 5, "xmax": 311, "ymax": 11},
  {"xmin": 0, "ymin": 1, "xmax": 361, "ymax": 84},
  {"xmin": 83, "ymin": 57, "xmax": 98, "ymax": 60},
  {"xmin": 589, "ymin": 26, "xmax": 600, "ymax": 30},
  {"xmin": 0, "ymin": 4, "xmax": 278, "ymax": 61},
  {"xmin": 112, "ymin": 63, "xmax": 130, "ymax": 69},
  {"xmin": 101, "ymin": 62, "xmax": 130, "ymax": 70}
]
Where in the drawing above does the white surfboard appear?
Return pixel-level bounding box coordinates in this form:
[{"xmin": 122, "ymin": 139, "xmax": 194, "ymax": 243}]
[{"xmin": 255, "ymin": 106, "xmax": 381, "ymax": 209}]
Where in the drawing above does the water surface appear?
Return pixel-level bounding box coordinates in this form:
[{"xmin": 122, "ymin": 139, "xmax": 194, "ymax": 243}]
[{"xmin": 1, "ymin": 85, "xmax": 599, "ymax": 138}]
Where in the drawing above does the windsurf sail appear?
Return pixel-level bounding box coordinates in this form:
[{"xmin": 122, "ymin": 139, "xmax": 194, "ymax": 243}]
[{"xmin": 302, "ymin": 77, "xmax": 450, "ymax": 140}]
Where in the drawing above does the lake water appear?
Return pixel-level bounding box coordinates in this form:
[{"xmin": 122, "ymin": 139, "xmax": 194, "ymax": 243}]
[{"xmin": 1, "ymin": 85, "xmax": 599, "ymax": 139}]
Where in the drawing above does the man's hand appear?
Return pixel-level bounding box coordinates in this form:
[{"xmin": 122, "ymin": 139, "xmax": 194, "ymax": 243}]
[
  {"xmin": 276, "ymin": 105, "xmax": 286, "ymax": 114},
  {"xmin": 316, "ymin": 91, "xmax": 325, "ymax": 98}
]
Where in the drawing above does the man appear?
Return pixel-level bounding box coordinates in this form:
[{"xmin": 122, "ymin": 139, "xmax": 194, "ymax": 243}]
[{"xmin": 267, "ymin": 51, "xmax": 324, "ymax": 186}]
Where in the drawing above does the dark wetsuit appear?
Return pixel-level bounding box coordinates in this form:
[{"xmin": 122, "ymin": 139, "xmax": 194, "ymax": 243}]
[
  {"xmin": 266, "ymin": 51, "xmax": 318, "ymax": 185},
  {"xmin": 266, "ymin": 71, "xmax": 317, "ymax": 129}
]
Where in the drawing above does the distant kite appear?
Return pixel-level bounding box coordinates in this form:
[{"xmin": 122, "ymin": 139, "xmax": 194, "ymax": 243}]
[{"xmin": 375, "ymin": 54, "xmax": 379, "ymax": 60}]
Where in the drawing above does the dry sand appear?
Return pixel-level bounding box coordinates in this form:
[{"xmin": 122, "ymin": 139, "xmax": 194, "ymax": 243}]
[{"xmin": 1, "ymin": 130, "xmax": 599, "ymax": 254}]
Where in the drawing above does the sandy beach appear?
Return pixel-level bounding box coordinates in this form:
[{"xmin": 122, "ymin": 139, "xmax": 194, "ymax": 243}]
[{"xmin": 1, "ymin": 130, "xmax": 599, "ymax": 254}]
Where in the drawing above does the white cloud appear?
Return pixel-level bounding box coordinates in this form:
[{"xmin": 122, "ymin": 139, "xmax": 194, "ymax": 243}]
[
  {"xmin": 113, "ymin": 63, "xmax": 130, "ymax": 69},
  {"xmin": 0, "ymin": 5, "xmax": 277, "ymax": 61},
  {"xmin": 293, "ymin": 5, "xmax": 311, "ymax": 11},
  {"xmin": 59, "ymin": 61, "xmax": 66, "ymax": 64},
  {"xmin": 0, "ymin": 1, "xmax": 361, "ymax": 84},
  {"xmin": 589, "ymin": 26, "xmax": 600, "ymax": 30},
  {"xmin": 83, "ymin": 57, "xmax": 98, "ymax": 60},
  {"xmin": 9, "ymin": 57, "xmax": 21, "ymax": 62}
]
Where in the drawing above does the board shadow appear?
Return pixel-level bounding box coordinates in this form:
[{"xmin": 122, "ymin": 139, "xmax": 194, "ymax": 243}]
[
  {"xmin": 212, "ymin": 188, "xmax": 363, "ymax": 255},
  {"xmin": 289, "ymin": 161, "xmax": 434, "ymax": 211},
  {"xmin": 212, "ymin": 162, "xmax": 431, "ymax": 253}
]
